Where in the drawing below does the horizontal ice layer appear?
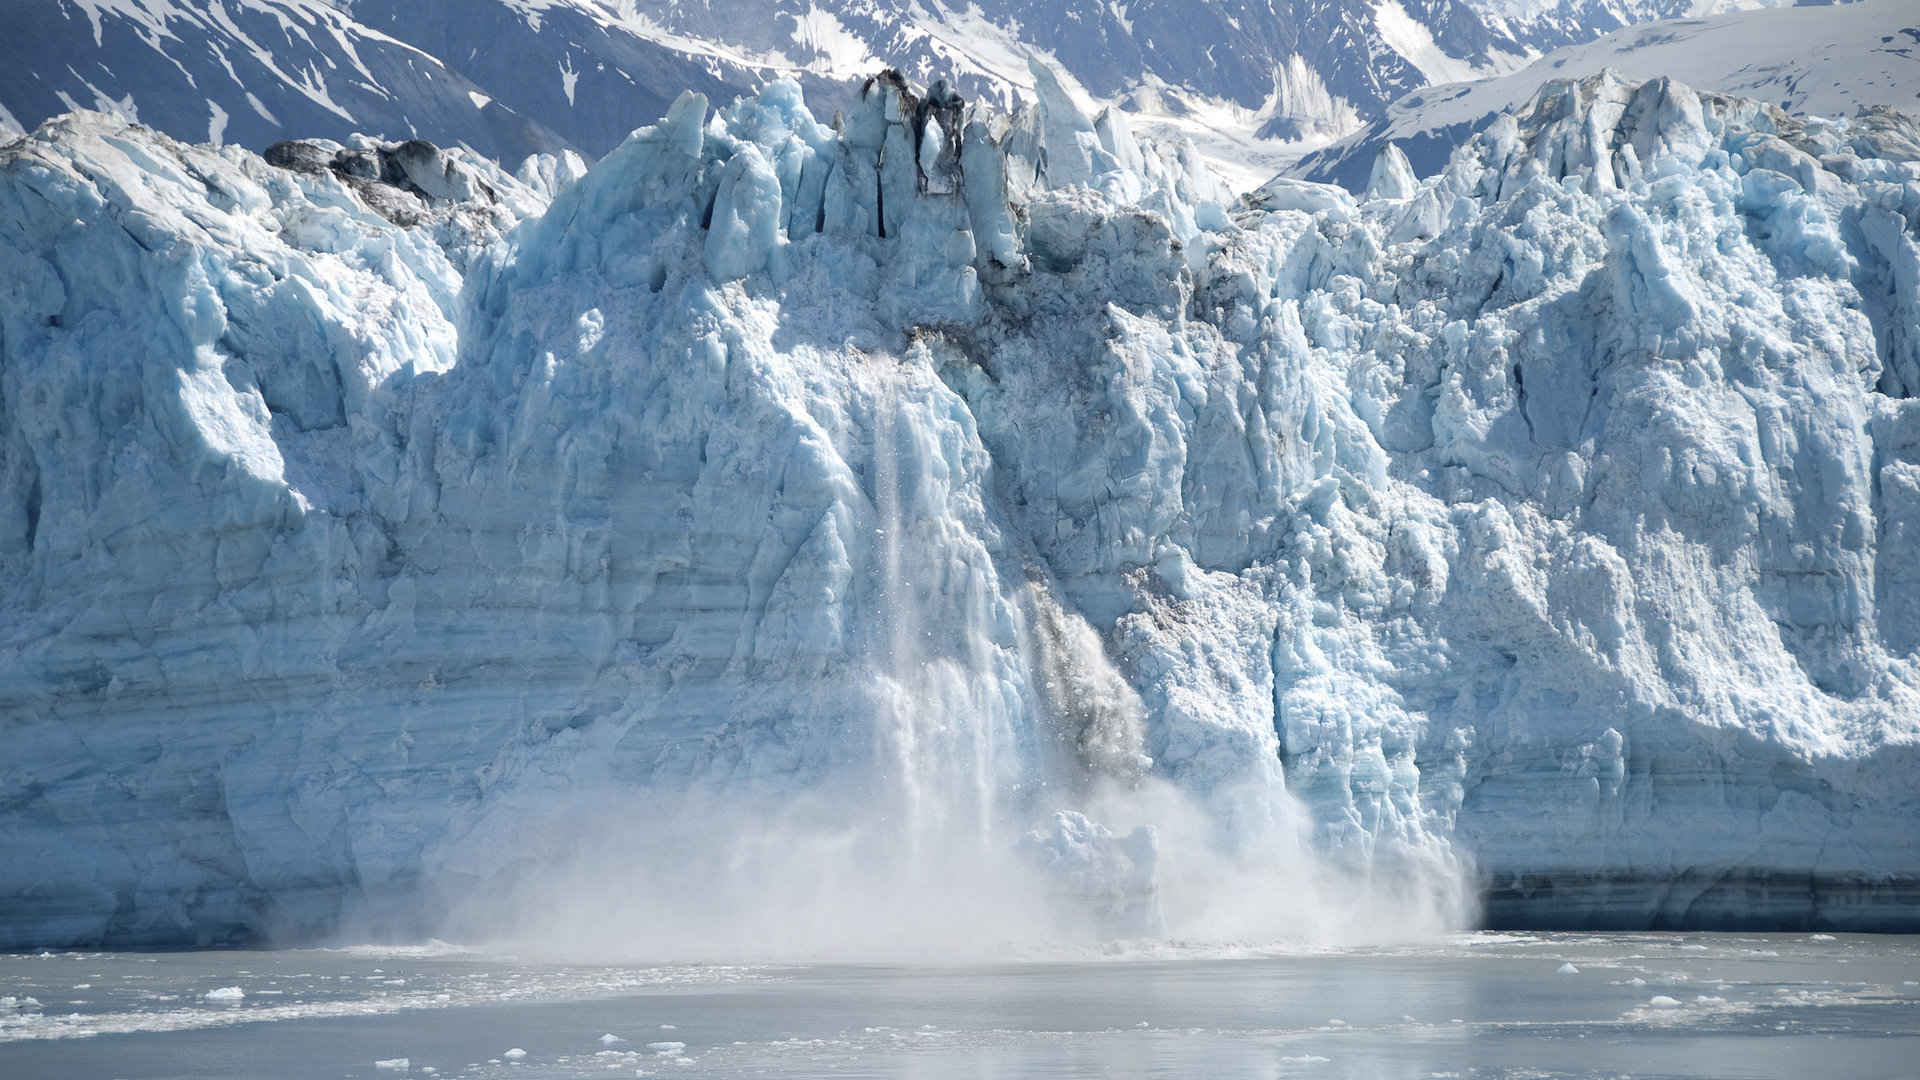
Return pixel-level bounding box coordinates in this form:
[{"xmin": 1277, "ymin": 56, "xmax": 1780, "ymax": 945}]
[{"xmin": 2, "ymin": 65, "xmax": 1918, "ymax": 945}]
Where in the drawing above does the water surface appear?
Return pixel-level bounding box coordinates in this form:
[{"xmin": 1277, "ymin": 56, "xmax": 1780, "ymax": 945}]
[{"xmin": 3, "ymin": 933, "xmax": 1917, "ymax": 1078}]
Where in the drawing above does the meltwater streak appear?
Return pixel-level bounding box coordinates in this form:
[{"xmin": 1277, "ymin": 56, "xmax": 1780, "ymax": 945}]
[{"xmin": 441, "ymin": 365, "xmax": 1470, "ymax": 964}]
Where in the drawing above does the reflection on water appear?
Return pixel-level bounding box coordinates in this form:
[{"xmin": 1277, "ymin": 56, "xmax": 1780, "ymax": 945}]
[{"xmin": 2, "ymin": 933, "xmax": 1918, "ymax": 1079}]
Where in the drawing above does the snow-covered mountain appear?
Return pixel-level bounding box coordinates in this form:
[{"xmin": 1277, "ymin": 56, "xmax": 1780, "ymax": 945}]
[
  {"xmin": 4, "ymin": 0, "xmax": 1774, "ymax": 191},
  {"xmin": 2, "ymin": 53, "xmax": 1918, "ymax": 947},
  {"xmin": 0, "ymin": 0, "xmax": 749, "ymax": 167},
  {"xmin": 1292, "ymin": 0, "xmax": 1920, "ymax": 189}
]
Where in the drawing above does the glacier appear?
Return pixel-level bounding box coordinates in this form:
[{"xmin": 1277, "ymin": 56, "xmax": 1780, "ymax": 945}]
[
  {"xmin": 1293, "ymin": 0, "xmax": 1920, "ymax": 191},
  {"xmin": 1, "ymin": 61, "xmax": 1918, "ymax": 950}
]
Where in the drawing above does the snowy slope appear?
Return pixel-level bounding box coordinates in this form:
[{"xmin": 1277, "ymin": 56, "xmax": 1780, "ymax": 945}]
[
  {"xmin": 4, "ymin": 0, "xmax": 1777, "ymax": 191},
  {"xmin": 1293, "ymin": 0, "xmax": 1920, "ymax": 189},
  {"xmin": 0, "ymin": 0, "xmax": 582, "ymax": 163},
  {"xmin": 0, "ymin": 0, "xmax": 774, "ymax": 164},
  {"xmin": 3, "ymin": 64, "xmax": 1919, "ymax": 949}
]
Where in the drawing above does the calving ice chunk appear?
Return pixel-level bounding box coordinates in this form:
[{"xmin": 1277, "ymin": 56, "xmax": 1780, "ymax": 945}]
[{"xmin": 0, "ymin": 61, "xmax": 1917, "ymax": 953}]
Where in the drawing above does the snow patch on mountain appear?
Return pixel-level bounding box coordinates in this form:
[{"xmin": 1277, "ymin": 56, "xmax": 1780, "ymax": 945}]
[
  {"xmin": 789, "ymin": 7, "xmax": 881, "ymax": 78},
  {"xmin": 1378, "ymin": 0, "xmax": 1494, "ymax": 86}
]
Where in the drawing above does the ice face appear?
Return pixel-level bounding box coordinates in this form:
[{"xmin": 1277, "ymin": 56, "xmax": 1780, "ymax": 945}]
[
  {"xmin": 1367, "ymin": 144, "xmax": 1419, "ymax": 202},
  {"xmin": 1, "ymin": 66, "xmax": 1918, "ymax": 950}
]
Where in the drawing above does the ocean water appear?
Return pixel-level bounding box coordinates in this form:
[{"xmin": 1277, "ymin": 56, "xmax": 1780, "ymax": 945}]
[{"xmin": 2, "ymin": 933, "xmax": 1917, "ymax": 1079}]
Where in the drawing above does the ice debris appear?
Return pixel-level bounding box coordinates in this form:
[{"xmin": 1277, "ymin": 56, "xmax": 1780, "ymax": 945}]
[{"xmin": 1019, "ymin": 812, "xmax": 1161, "ymax": 937}]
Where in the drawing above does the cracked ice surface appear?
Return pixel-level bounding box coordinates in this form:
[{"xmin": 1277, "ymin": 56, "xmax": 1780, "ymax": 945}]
[{"xmin": 1, "ymin": 64, "xmax": 1918, "ymax": 947}]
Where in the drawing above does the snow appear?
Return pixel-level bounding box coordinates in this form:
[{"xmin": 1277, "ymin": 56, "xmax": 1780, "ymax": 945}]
[
  {"xmin": 1295, "ymin": 0, "xmax": 1920, "ymax": 189},
  {"xmin": 244, "ymin": 90, "xmax": 278, "ymax": 124},
  {"xmin": 1269, "ymin": 54, "xmax": 1367, "ymax": 143},
  {"xmin": 788, "ymin": 7, "xmax": 877, "ymax": 78},
  {"xmin": 1, "ymin": 57, "xmax": 1918, "ymax": 952},
  {"xmin": 1374, "ymin": 0, "xmax": 1491, "ymax": 86},
  {"xmin": 206, "ymin": 99, "xmax": 228, "ymax": 145}
]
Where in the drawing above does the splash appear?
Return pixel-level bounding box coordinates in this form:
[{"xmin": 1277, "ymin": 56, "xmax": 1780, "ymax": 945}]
[{"xmin": 439, "ymin": 364, "xmax": 1473, "ymax": 961}]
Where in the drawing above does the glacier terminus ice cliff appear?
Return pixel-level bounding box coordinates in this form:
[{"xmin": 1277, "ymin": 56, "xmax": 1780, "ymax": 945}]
[{"xmin": 2, "ymin": 60, "xmax": 1918, "ymax": 950}]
